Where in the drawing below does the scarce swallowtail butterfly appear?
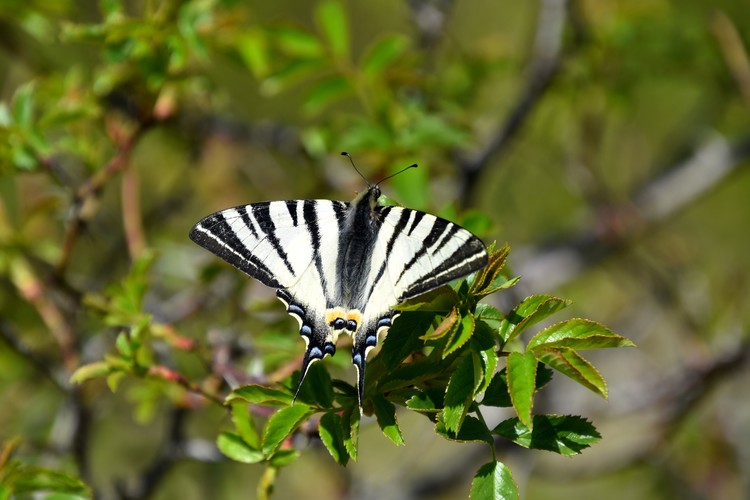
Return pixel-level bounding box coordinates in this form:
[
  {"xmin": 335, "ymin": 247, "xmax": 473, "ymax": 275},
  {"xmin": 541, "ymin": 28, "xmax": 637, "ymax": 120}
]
[{"xmin": 189, "ymin": 153, "xmax": 488, "ymax": 409}]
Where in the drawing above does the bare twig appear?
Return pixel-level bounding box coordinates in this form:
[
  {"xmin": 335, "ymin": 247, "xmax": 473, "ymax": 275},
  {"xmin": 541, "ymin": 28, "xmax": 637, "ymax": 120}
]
[
  {"xmin": 514, "ymin": 134, "xmax": 750, "ymax": 291},
  {"xmin": 458, "ymin": 0, "xmax": 569, "ymax": 202},
  {"xmin": 711, "ymin": 11, "xmax": 750, "ymax": 107}
]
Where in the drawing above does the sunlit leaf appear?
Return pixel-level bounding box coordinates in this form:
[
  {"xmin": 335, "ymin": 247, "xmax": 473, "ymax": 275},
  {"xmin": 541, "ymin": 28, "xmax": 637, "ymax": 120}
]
[
  {"xmin": 261, "ymin": 404, "xmax": 314, "ymax": 457},
  {"xmin": 372, "ymin": 395, "xmax": 404, "ymax": 445},
  {"xmin": 217, "ymin": 431, "xmax": 264, "ymax": 464},
  {"xmin": 506, "ymin": 351, "xmax": 537, "ymax": 429},
  {"xmin": 528, "ymin": 319, "xmax": 636, "ymax": 350},
  {"xmin": 470, "ymin": 461, "xmax": 519, "ymax": 500},
  {"xmin": 319, "ymin": 412, "xmax": 349, "ymax": 465}
]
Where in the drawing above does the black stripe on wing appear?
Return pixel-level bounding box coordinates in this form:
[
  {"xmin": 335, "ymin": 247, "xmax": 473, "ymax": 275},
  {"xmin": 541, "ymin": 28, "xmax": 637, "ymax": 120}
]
[
  {"xmin": 248, "ymin": 203, "xmax": 295, "ymax": 277},
  {"xmin": 189, "ymin": 212, "xmax": 282, "ymax": 288}
]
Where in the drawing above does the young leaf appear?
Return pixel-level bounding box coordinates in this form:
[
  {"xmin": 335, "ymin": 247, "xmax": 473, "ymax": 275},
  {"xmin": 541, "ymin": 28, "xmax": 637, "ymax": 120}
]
[
  {"xmin": 217, "ymin": 431, "xmax": 264, "ymax": 464},
  {"xmin": 395, "ymin": 286, "xmax": 458, "ymax": 313},
  {"xmin": 436, "ymin": 415, "xmax": 493, "ymax": 444},
  {"xmin": 273, "ymin": 27, "xmax": 325, "ymax": 57},
  {"xmin": 225, "ymin": 385, "xmax": 293, "ymax": 407},
  {"xmin": 443, "ymin": 313, "xmax": 475, "ymax": 357},
  {"xmin": 360, "ymin": 34, "xmax": 409, "ymax": 79},
  {"xmin": 474, "ymin": 303, "xmax": 505, "ymax": 330},
  {"xmin": 372, "ymin": 395, "xmax": 404, "ymax": 446},
  {"xmin": 269, "ymin": 448, "xmax": 301, "ymax": 467},
  {"xmin": 70, "ymin": 361, "xmax": 114, "ymax": 384},
  {"xmin": 470, "ymin": 461, "xmax": 519, "ymax": 500},
  {"xmin": 421, "ymin": 307, "xmax": 459, "ymax": 341},
  {"xmin": 493, "ymin": 415, "xmax": 601, "ymax": 456},
  {"xmin": 506, "ymin": 351, "xmax": 537, "ymax": 429},
  {"xmin": 442, "ymin": 354, "xmax": 476, "ymax": 433},
  {"xmin": 469, "ymin": 245, "xmax": 509, "ymax": 296},
  {"xmin": 534, "ymin": 347, "xmax": 608, "ymax": 398},
  {"xmin": 342, "ymin": 404, "xmax": 360, "ymax": 461},
  {"xmin": 231, "ymin": 403, "xmax": 259, "ymax": 449},
  {"xmin": 261, "ymin": 404, "xmax": 314, "ymax": 457},
  {"xmin": 318, "ymin": 412, "xmax": 349, "ymax": 465},
  {"xmin": 528, "ymin": 318, "xmax": 636, "ymax": 350},
  {"xmin": 499, "ymin": 295, "xmax": 572, "ymax": 343},
  {"xmin": 314, "ymin": 0, "xmax": 349, "ymax": 60}
]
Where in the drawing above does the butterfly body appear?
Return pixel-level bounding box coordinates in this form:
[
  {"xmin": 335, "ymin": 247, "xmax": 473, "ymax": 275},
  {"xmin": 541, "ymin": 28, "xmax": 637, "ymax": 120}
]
[{"xmin": 190, "ymin": 183, "xmax": 487, "ymax": 408}]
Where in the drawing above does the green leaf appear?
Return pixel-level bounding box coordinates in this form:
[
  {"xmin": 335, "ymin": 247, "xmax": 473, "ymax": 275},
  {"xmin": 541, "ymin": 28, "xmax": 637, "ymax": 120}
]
[
  {"xmin": 395, "ymin": 286, "xmax": 458, "ymax": 312},
  {"xmin": 225, "ymin": 385, "xmax": 293, "ymax": 407},
  {"xmin": 268, "ymin": 448, "xmax": 301, "ymax": 467},
  {"xmin": 12, "ymin": 82, "xmax": 35, "ymax": 130},
  {"xmin": 303, "ymin": 75, "xmax": 352, "ymax": 115},
  {"xmin": 527, "ymin": 318, "xmax": 636, "ymax": 350},
  {"xmin": 406, "ymin": 387, "xmax": 445, "ymax": 412},
  {"xmin": 469, "ymin": 245, "xmax": 510, "ymax": 297},
  {"xmin": 372, "ymin": 395, "xmax": 404, "ymax": 446},
  {"xmin": 442, "ymin": 354, "xmax": 476, "ymax": 433},
  {"xmin": 260, "ymin": 59, "xmax": 327, "ymax": 96},
  {"xmin": 70, "ymin": 361, "xmax": 114, "ymax": 384},
  {"xmin": 534, "ymin": 347, "xmax": 608, "ymax": 398},
  {"xmin": 473, "ymin": 322, "xmax": 499, "ymax": 395},
  {"xmin": 443, "ymin": 312, "xmax": 475, "ymax": 357},
  {"xmin": 9, "ymin": 465, "xmax": 91, "ymax": 497},
  {"xmin": 376, "ymin": 311, "xmax": 435, "ymax": 370},
  {"xmin": 231, "ymin": 403, "xmax": 259, "ymax": 449},
  {"xmin": 318, "ymin": 412, "xmax": 349, "ymax": 465},
  {"xmin": 481, "ymin": 370, "xmax": 512, "ymax": 407},
  {"xmin": 342, "ymin": 404, "xmax": 360, "ymax": 461},
  {"xmin": 273, "ymin": 27, "xmax": 325, "ymax": 57},
  {"xmin": 378, "ymin": 358, "xmax": 439, "ymax": 393},
  {"xmin": 493, "ymin": 415, "xmax": 601, "ymax": 456},
  {"xmin": 506, "ymin": 352, "xmax": 537, "ymax": 429},
  {"xmin": 314, "ymin": 0, "xmax": 349, "ymax": 60},
  {"xmin": 436, "ymin": 415, "xmax": 492, "ymax": 444},
  {"xmin": 361, "ymin": 34, "xmax": 409, "ymax": 79},
  {"xmin": 471, "ymin": 461, "xmax": 519, "ymax": 500},
  {"xmin": 294, "ymin": 362, "xmax": 334, "ymax": 408},
  {"xmin": 421, "ymin": 307, "xmax": 459, "ymax": 340},
  {"xmin": 499, "ymin": 295, "xmax": 572, "ymax": 343},
  {"xmin": 474, "ymin": 303, "xmax": 505, "ymax": 330},
  {"xmin": 217, "ymin": 431, "xmax": 264, "ymax": 464},
  {"xmin": 237, "ymin": 30, "xmax": 270, "ymax": 78},
  {"xmin": 261, "ymin": 404, "xmax": 314, "ymax": 457}
]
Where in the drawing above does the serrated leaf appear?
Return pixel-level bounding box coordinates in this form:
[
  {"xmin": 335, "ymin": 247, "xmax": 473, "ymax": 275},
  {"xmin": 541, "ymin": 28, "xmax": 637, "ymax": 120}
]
[
  {"xmin": 342, "ymin": 404, "xmax": 360, "ymax": 461},
  {"xmin": 493, "ymin": 414, "xmax": 601, "ymax": 455},
  {"xmin": 406, "ymin": 387, "xmax": 445, "ymax": 412},
  {"xmin": 481, "ymin": 370, "xmax": 512, "ymax": 407},
  {"xmin": 499, "ymin": 295, "xmax": 572, "ymax": 342},
  {"xmin": 304, "ymin": 75, "xmax": 352, "ymax": 115},
  {"xmin": 225, "ymin": 385, "xmax": 293, "ymax": 407},
  {"xmin": 474, "ymin": 303, "xmax": 505, "ymax": 330},
  {"xmin": 506, "ymin": 352, "xmax": 537, "ymax": 429},
  {"xmin": 376, "ymin": 311, "xmax": 435, "ymax": 371},
  {"xmin": 315, "ymin": 0, "xmax": 349, "ymax": 59},
  {"xmin": 319, "ymin": 412, "xmax": 349, "ymax": 465},
  {"xmin": 231, "ymin": 403, "xmax": 259, "ymax": 449},
  {"xmin": 469, "ymin": 245, "xmax": 510, "ymax": 296},
  {"xmin": 436, "ymin": 415, "xmax": 492, "ymax": 444},
  {"xmin": 378, "ymin": 358, "xmax": 439, "ymax": 393},
  {"xmin": 444, "ymin": 313, "xmax": 475, "ymax": 357},
  {"xmin": 294, "ymin": 362, "xmax": 333, "ymax": 408},
  {"xmin": 361, "ymin": 34, "xmax": 408, "ymax": 78},
  {"xmin": 471, "ymin": 461, "xmax": 519, "ymax": 500},
  {"xmin": 442, "ymin": 354, "xmax": 475, "ymax": 433},
  {"xmin": 12, "ymin": 82, "xmax": 35, "ymax": 130},
  {"xmin": 9, "ymin": 465, "xmax": 91, "ymax": 497},
  {"xmin": 261, "ymin": 404, "xmax": 314, "ymax": 457},
  {"xmin": 372, "ymin": 395, "xmax": 404, "ymax": 446},
  {"xmin": 528, "ymin": 318, "xmax": 636, "ymax": 350},
  {"xmin": 535, "ymin": 347, "xmax": 608, "ymax": 398},
  {"xmin": 472, "ymin": 323, "xmax": 499, "ymax": 395},
  {"xmin": 395, "ymin": 286, "xmax": 458, "ymax": 312},
  {"xmin": 217, "ymin": 431, "xmax": 264, "ymax": 464},
  {"xmin": 421, "ymin": 307, "xmax": 459, "ymax": 341}
]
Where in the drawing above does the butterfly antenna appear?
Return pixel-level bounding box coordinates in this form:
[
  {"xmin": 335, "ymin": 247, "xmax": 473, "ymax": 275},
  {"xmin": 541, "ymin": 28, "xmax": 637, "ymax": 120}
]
[
  {"xmin": 376, "ymin": 163, "xmax": 418, "ymax": 186},
  {"xmin": 341, "ymin": 152, "xmax": 371, "ymax": 186}
]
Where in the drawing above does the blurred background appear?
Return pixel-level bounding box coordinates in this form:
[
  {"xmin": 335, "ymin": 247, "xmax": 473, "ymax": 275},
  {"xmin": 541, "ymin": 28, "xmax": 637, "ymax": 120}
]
[{"xmin": 1, "ymin": 0, "xmax": 749, "ymax": 498}]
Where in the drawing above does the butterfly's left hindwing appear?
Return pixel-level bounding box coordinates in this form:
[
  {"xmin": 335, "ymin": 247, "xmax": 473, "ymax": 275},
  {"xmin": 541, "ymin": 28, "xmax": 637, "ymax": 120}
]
[{"xmin": 190, "ymin": 187, "xmax": 488, "ymax": 410}]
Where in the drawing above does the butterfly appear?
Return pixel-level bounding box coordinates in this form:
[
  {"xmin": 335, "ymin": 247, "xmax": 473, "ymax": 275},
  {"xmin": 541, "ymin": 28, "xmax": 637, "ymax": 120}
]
[{"xmin": 189, "ymin": 154, "xmax": 488, "ymax": 409}]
